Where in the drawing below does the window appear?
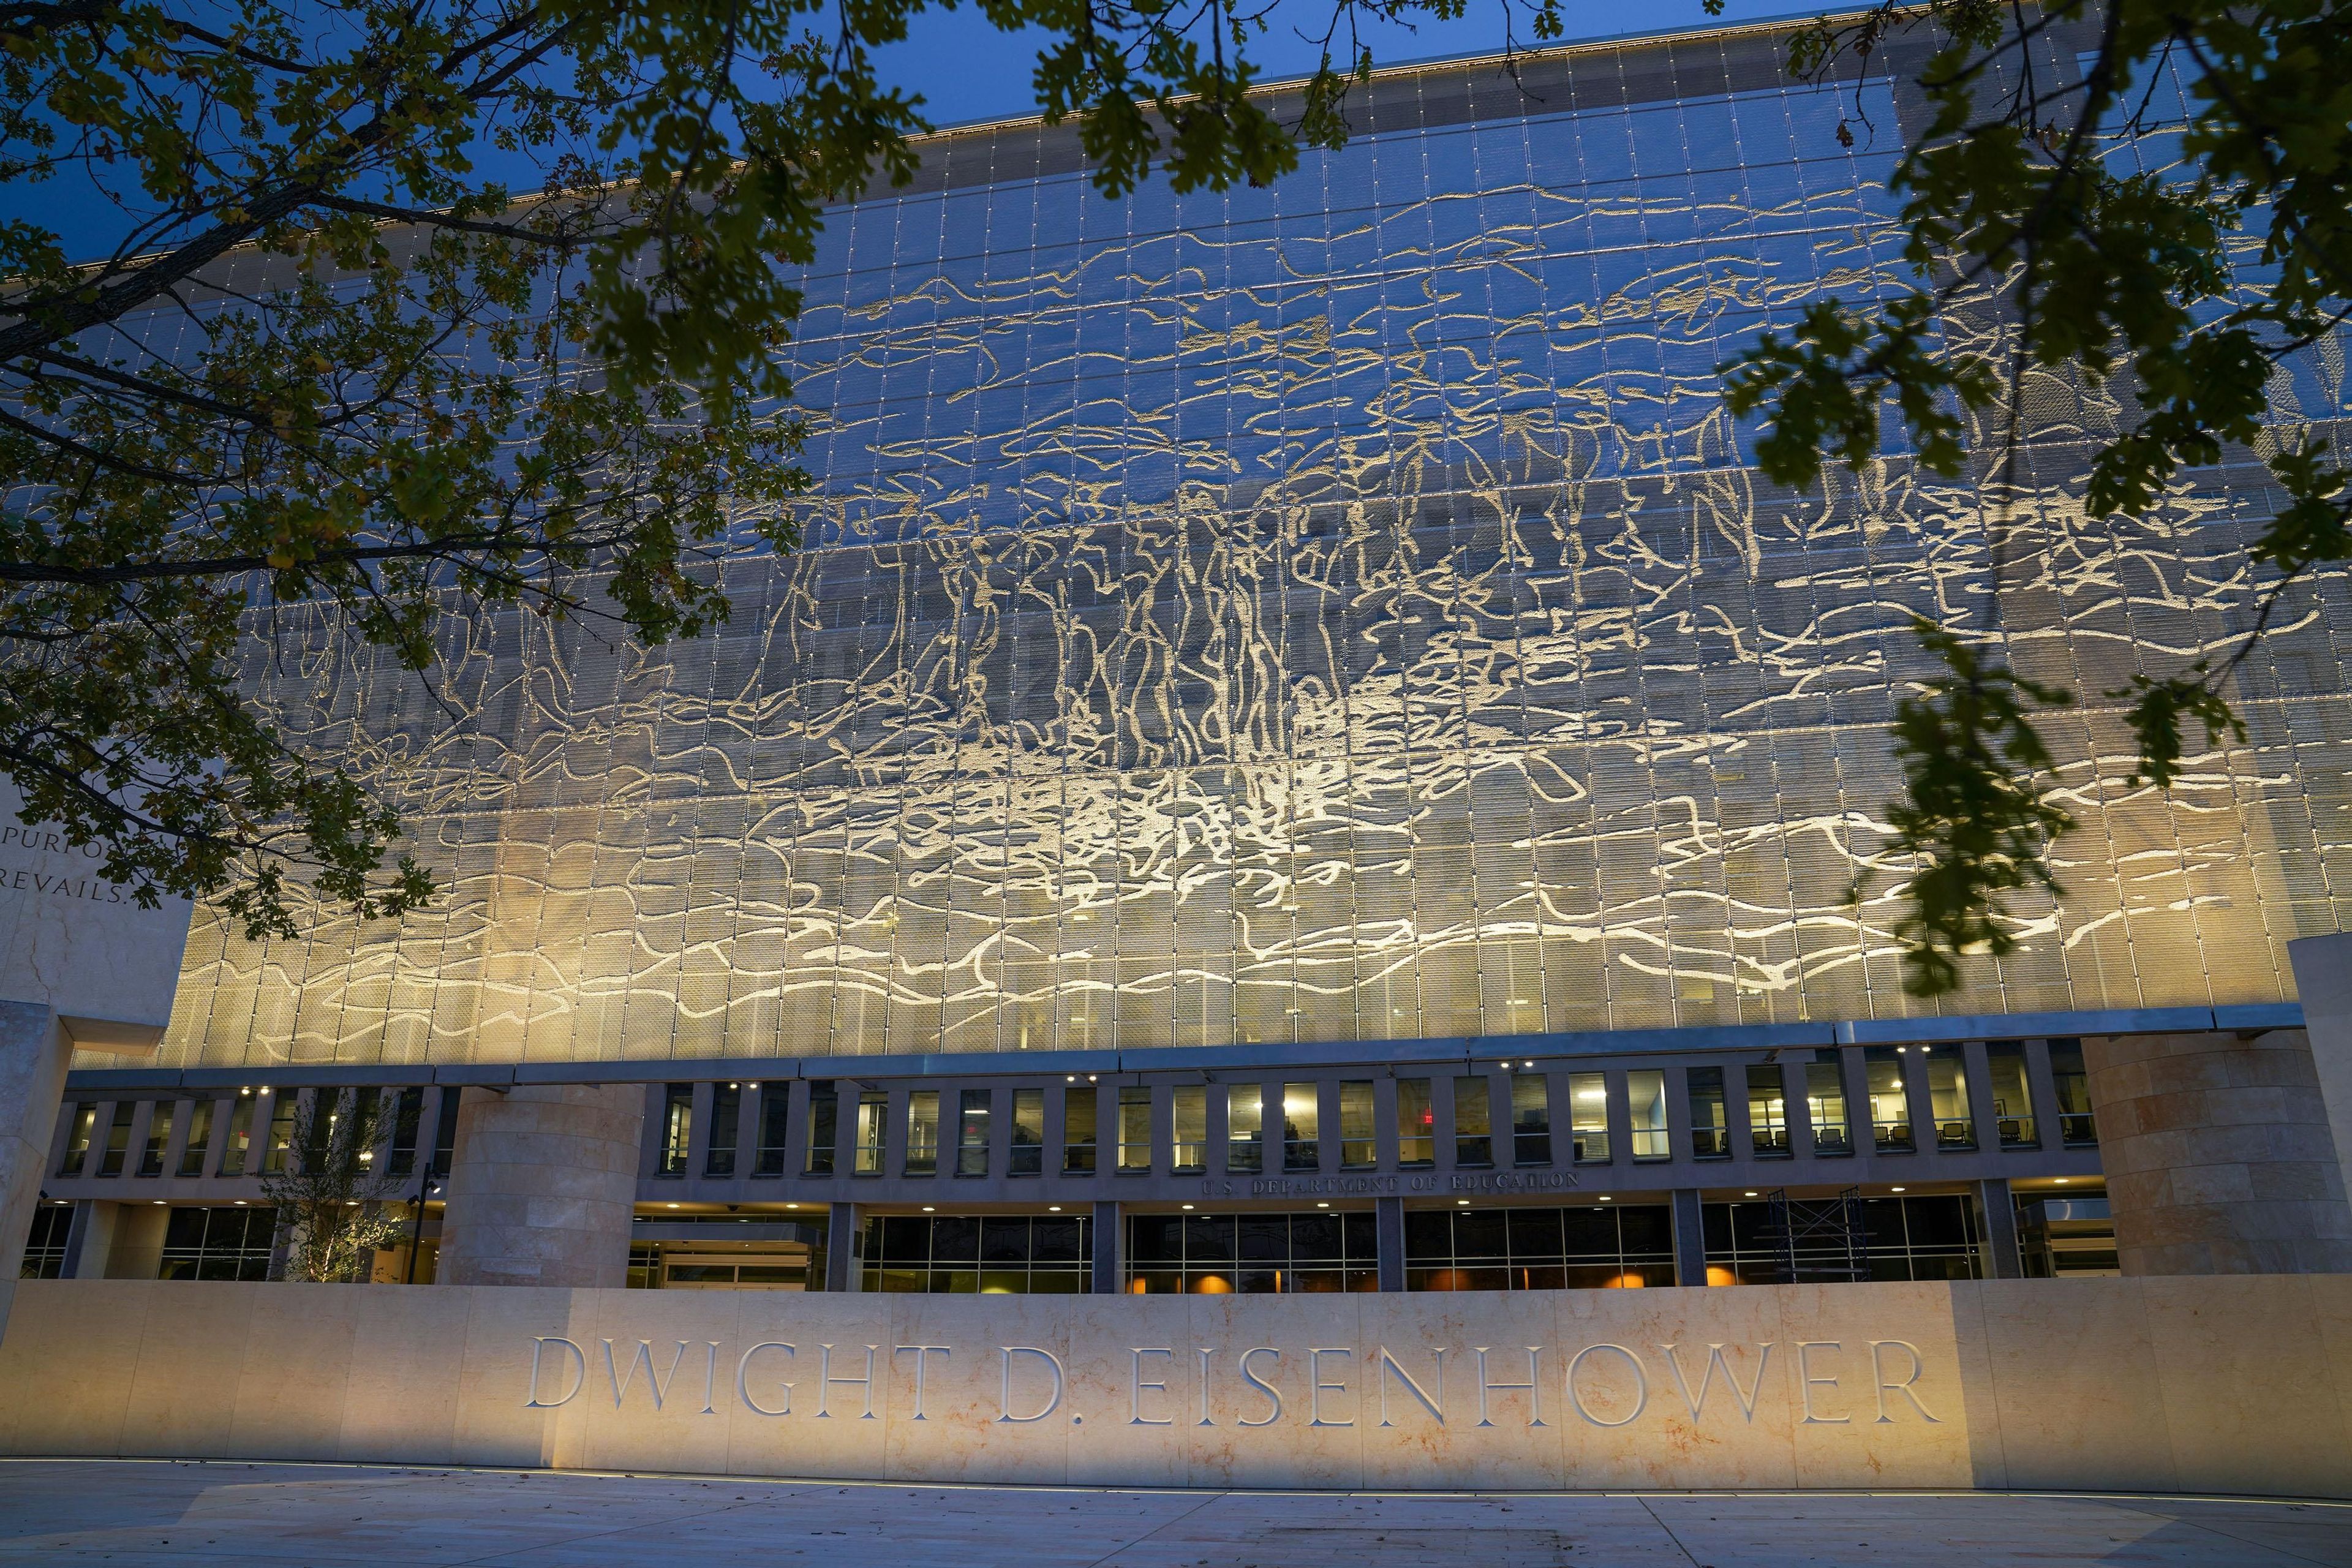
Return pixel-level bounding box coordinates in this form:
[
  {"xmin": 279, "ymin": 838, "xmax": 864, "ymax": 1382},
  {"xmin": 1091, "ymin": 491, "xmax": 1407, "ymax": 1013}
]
[
  {"xmin": 1452, "ymin": 1076, "xmax": 1492, "ymax": 1168},
  {"xmin": 658, "ymin": 1084, "xmax": 694, "ymax": 1175},
  {"xmin": 1568, "ymin": 1074, "xmax": 1608, "ymax": 1162},
  {"xmin": 866, "ymin": 1213, "xmax": 1091, "ymax": 1294},
  {"xmin": 19, "ymin": 1205, "xmax": 71, "ymax": 1278},
  {"xmin": 755, "ymin": 1084, "xmax": 793, "ymax": 1177},
  {"xmin": 957, "ymin": 1089, "xmax": 990, "ymax": 1177},
  {"xmin": 55, "ymin": 1102, "xmax": 96, "ymax": 1177},
  {"xmin": 856, "ymin": 1089, "xmax": 890, "ymax": 1174},
  {"xmin": 1864, "ymin": 1049, "xmax": 1913, "ymax": 1152},
  {"xmin": 1009, "ymin": 1088, "xmax": 1045, "ymax": 1175},
  {"xmin": 220, "ymin": 1093, "xmax": 256, "ymax": 1178},
  {"xmin": 1924, "ymin": 1052, "xmax": 1973, "ymax": 1148},
  {"xmin": 1405, "ymin": 1204, "xmax": 1675, "ymax": 1291},
  {"xmin": 1340, "ymin": 1081, "xmax": 1376, "ymax": 1169},
  {"xmin": 1224, "ymin": 1085, "xmax": 1262, "ymax": 1173},
  {"xmin": 1172, "ymin": 1085, "xmax": 1207, "ymax": 1174},
  {"xmin": 386, "ymin": 1088, "xmax": 425, "ymax": 1177},
  {"xmin": 262, "ymin": 1093, "xmax": 297, "ymax": 1175},
  {"xmin": 1688, "ymin": 1068, "xmax": 1728, "ymax": 1159},
  {"xmin": 905, "ymin": 1090, "xmax": 940, "ymax": 1175},
  {"xmin": 1986, "ymin": 1042, "xmax": 2038, "ymax": 1147},
  {"xmin": 1063, "ymin": 1085, "xmax": 1098, "ymax": 1174},
  {"xmin": 178, "ymin": 1099, "xmax": 217, "ymax": 1178},
  {"xmin": 431, "ymin": 1088, "xmax": 461, "ymax": 1176},
  {"xmin": 99, "ymin": 1102, "xmax": 135, "ymax": 1177},
  {"xmin": 706, "ymin": 1083, "xmax": 742, "ymax": 1176},
  {"xmin": 1805, "ymin": 1057, "xmax": 1851, "ymax": 1155},
  {"xmin": 2049, "ymin": 1038, "xmax": 2097, "ymax": 1145},
  {"xmin": 1704, "ymin": 1194, "xmax": 1983, "ymax": 1284},
  {"xmin": 805, "ymin": 1082, "xmax": 839, "ymax": 1175},
  {"xmin": 1628, "ymin": 1070, "xmax": 1670, "ymax": 1161},
  {"xmin": 157, "ymin": 1206, "xmax": 277, "ymax": 1281},
  {"xmin": 1126, "ymin": 1210, "xmax": 1375, "ymax": 1294},
  {"xmin": 1117, "ymin": 1086, "xmax": 1152, "ymax": 1173},
  {"xmin": 1746, "ymin": 1065, "xmax": 1789, "ymax": 1156},
  {"xmin": 1511, "ymin": 1075, "xmax": 1551, "ymax": 1166},
  {"xmin": 651, "ymin": 1254, "xmax": 813, "ymax": 1291},
  {"xmin": 1396, "ymin": 1078, "xmax": 1434, "ymax": 1167},
  {"xmin": 1281, "ymin": 1082, "xmax": 1319, "ymax": 1172}
]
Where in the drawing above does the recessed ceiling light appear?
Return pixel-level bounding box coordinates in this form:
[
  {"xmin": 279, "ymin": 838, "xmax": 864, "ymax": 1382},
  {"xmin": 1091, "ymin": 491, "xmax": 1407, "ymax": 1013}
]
[
  {"xmin": 666, "ymin": 1202, "xmax": 680, "ymax": 1208},
  {"xmin": 922, "ymin": 1206, "xmax": 935, "ymax": 1213},
  {"xmin": 1599, "ymin": 1196, "xmax": 1613, "ymax": 1202},
  {"xmin": 747, "ymin": 1082, "xmax": 760, "ymax": 1090},
  {"xmin": 2054, "ymin": 1178, "xmax": 2069, "ymax": 1185},
  {"xmin": 1182, "ymin": 1204, "xmax": 1194, "ymax": 1210},
  {"xmin": 1456, "ymin": 1199, "xmax": 1469, "ymax": 1206},
  {"xmin": 1316, "ymin": 1202, "xmax": 1329, "ymax": 1208},
  {"xmin": 1048, "ymin": 1205, "xmax": 1061, "ymax": 1212},
  {"xmin": 1891, "ymin": 1186, "xmax": 1905, "ymax": 1193},
  {"xmin": 1744, "ymin": 1190, "xmax": 1758, "ymax": 1197},
  {"xmin": 785, "ymin": 1202, "xmax": 800, "ymax": 1209}
]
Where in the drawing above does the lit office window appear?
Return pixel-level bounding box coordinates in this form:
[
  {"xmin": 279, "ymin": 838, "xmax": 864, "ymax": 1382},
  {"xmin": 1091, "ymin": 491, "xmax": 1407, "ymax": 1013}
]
[
  {"xmin": 1864, "ymin": 1049, "xmax": 1913, "ymax": 1152},
  {"xmin": 1225, "ymin": 1084, "xmax": 1262, "ymax": 1173},
  {"xmin": 957, "ymin": 1089, "xmax": 990, "ymax": 1177},
  {"xmin": 1009, "ymin": 1088, "xmax": 1045, "ymax": 1175},
  {"xmin": 1568, "ymin": 1074, "xmax": 1608, "ymax": 1162},
  {"xmin": 1063, "ymin": 1085, "xmax": 1098, "ymax": 1174},
  {"xmin": 1117, "ymin": 1086, "xmax": 1152, "ymax": 1173},
  {"xmin": 754, "ymin": 1084, "xmax": 792, "ymax": 1177},
  {"xmin": 55, "ymin": 1102, "xmax": 96, "ymax": 1177},
  {"xmin": 1126, "ymin": 1210, "xmax": 1375, "ymax": 1294},
  {"xmin": 386, "ymin": 1088, "xmax": 425, "ymax": 1177},
  {"xmin": 905, "ymin": 1090, "xmax": 940, "ymax": 1176},
  {"xmin": 1340, "ymin": 1081, "xmax": 1376, "ymax": 1169},
  {"xmin": 658, "ymin": 1084, "xmax": 693, "ymax": 1176},
  {"xmin": 1406, "ymin": 1205, "xmax": 1675, "ymax": 1291},
  {"xmin": 1986, "ymin": 1042, "xmax": 2037, "ymax": 1147},
  {"xmin": 98, "ymin": 1102, "xmax": 135, "ymax": 1177},
  {"xmin": 1628, "ymin": 1070, "xmax": 1670, "ymax": 1161},
  {"xmin": 1452, "ymin": 1076, "xmax": 1492, "ymax": 1168},
  {"xmin": 178, "ymin": 1099, "xmax": 217, "ymax": 1178},
  {"xmin": 866, "ymin": 1213, "xmax": 1090, "ymax": 1294},
  {"xmin": 857, "ymin": 1089, "xmax": 891, "ymax": 1174},
  {"xmin": 431, "ymin": 1089, "xmax": 461, "ymax": 1177},
  {"xmin": 220, "ymin": 1093, "xmax": 255, "ymax": 1177},
  {"xmin": 262, "ymin": 1093, "xmax": 297, "ymax": 1175},
  {"xmin": 1746, "ymin": 1065, "xmax": 1789, "ymax": 1156},
  {"xmin": 1172, "ymin": 1085, "xmax": 1207, "ymax": 1174},
  {"xmin": 2049, "ymin": 1038, "xmax": 2098, "ymax": 1145},
  {"xmin": 804, "ymin": 1082, "xmax": 839, "ymax": 1175},
  {"xmin": 1688, "ymin": 1068, "xmax": 1728, "ymax": 1159},
  {"xmin": 1396, "ymin": 1077, "xmax": 1434, "ymax": 1167},
  {"xmin": 706, "ymin": 1083, "xmax": 742, "ymax": 1177},
  {"xmin": 1281, "ymin": 1082, "xmax": 1319, "ymax": 1172},
  {"xmin": 1924, "ymin": 1051, "xmax": 1973, "ymax": 1148},
  {"xmin": 1806, "ymin": 1057, "xmax": 1852, "ymax": 1155},
  {"xmin": 1511, "ymin": 1074, "xmax": 1551, "ymax": 1166}
]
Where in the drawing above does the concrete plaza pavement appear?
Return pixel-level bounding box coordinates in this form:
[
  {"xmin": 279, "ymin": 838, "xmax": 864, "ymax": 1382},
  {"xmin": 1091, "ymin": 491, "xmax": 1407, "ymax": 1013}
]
[{"xmin": 0, "ymin": 1460, "xmax": 2346, "ymax": 1566}]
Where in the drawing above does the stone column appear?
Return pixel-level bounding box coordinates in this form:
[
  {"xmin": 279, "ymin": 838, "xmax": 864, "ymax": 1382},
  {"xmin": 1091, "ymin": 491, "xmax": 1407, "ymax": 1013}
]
[
  {"xmin": 0, "ymin": 1001, "xmax": 69, "ymax": 1340},
  {"xmin": 1091, "ymin": 1199, "xmax": 1123, "ymax": 1293},
  {"xmin": 437, "ymin": 1084, "xmax": 643, "ymax": 1288},
  {"xmin": 2287, "ymin": 932, "xmax": 2352, "ymax": 1182},
  {"xmin": 1976, "ymin": 1177, "xmax": 2022, "ymax": 1279},
  {"xmin": 1670, "ymin": 1188, "xmax": 1708, "ymax": 1286},
  {"xmin": 1374, "ymin": 1194, "xmax": 1406, "ymax": 1292},
  {"xmin": 2082, "ymin": 1030, "xmax": 2352, "ymax": 1275},
  {"xmin": 825, "ymin": 1201, "xmax": 859, "ymax": 1292}
]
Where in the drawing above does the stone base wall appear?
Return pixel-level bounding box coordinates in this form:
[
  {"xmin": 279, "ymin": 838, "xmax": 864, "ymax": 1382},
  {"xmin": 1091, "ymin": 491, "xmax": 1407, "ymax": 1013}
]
[
  {"xmin": 2, "ymin": 1276, "xmax": 2348, "ymax": 1496},
  {"xmin": 437, "ymin": 1085, "xmax": 644, "ymax": 1289},
  {"xmin": 2085, "ymin": 1030, "xmax": 2352, "ymax": 1275}
]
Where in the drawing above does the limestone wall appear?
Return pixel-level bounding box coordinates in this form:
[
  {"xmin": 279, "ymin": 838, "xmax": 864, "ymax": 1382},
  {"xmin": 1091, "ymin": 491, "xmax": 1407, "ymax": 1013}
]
[{"xmin": 1, "ymin": 1276, "xmax": 2347, "ymax": 1495}]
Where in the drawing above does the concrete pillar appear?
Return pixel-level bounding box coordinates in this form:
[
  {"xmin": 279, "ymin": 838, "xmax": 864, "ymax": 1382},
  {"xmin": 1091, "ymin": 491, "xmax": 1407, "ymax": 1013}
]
[
  {"xmin": 1977, "ymin": 1177, "xmax": 2022, "ymax": 1279},
  {"xmin": 1091, "ymin": 1199, "xmax": 1123, "ymax": 1293},
  {"xmin": 437, "ymin": 1084, "xmax": 642, "ymax": 1288},
  {"xmin": 0, "ymin": 1001, "xmax": 68, "ymax": 1341},
  {"xmin": 1374, "ymin": 1195, "xmax": 1406, "ymax": 1292},
  {"xmin": 2287, "ymin": 933, "xmax": 2352, "ymax": 1181},
  {"xmin": 1670, "ymin": 1188, "xmax": 1708, "ymax": 1286},
  {"xmin": 826, "ymin": 1201, "xmax": 859, "ymax": 1292},
  {"xmin": 2082, "ymin": 1030, "xmax": 2352, "ymax": 1275}
]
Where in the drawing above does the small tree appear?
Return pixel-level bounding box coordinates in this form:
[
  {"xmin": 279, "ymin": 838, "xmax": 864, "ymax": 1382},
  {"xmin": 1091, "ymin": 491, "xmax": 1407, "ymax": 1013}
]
[{"xmin": 257, "ymin": 1090, "xmax": 409, "ymax": 1283}]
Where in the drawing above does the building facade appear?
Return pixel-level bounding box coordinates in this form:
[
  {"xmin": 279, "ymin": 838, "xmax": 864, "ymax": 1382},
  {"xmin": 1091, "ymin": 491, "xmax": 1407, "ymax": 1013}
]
[{"xmin": 24, "ymin": 12, "xmax": 2352, "ymax": 1296}]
